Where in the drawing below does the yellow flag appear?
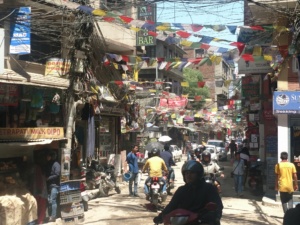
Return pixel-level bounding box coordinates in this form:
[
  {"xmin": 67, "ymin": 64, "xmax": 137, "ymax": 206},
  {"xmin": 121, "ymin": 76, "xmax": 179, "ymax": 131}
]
[
  {"xmin": 173, "ymin": 61, "xmax": 182, "ymax": 68},
  {"xmin": 180, "ymin": 40, "xmax": 193, "ymax": 47},
  {"xmin": 130, "ymin": 27, "xmax": 140, "ymax": 32},
  {"xmin": 92, "ymin": 9, "xmax": 106, "ymax": 16},
  {"xmin": 113, "ymin": 63, "xmax": 118, "ymax": 69},
  {"xmin": 224, "ymin": 80, "xmax": 231, "ymax": 87},
  {"xmin": 263, "ymin": 55, "xmax": 272, "ymax": 61},
  {"xmin": 149, "ymin": 89, "xmax": 157, "ymax": 93},
  {"xmin": 133, "ymin": 70, "xmax": 139, "ymax": 81},
  {"xmin": 211, "ymin": 108, "xmax": 218, "ymax": 112},
  {"xmin": 253, "ymin": 46, "xmax": 262, "ymax": 56},
  {"xmin": 181, "ymin": 82, "xmax": 189, "ymax": 87},
  {"xmin": 214, "ymin": 56, "xmax": 222, "ymax": 65}
]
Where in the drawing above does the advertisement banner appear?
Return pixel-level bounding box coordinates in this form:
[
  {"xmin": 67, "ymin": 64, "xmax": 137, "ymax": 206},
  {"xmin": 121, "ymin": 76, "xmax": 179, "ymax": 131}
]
[
  {"xmin": 9, "ymin": 7, "xmax": 31, "ymax": 55},
  {"xmin": 136, "ymin": 4, "xmax": 156, "ymax": 46},
  {"xmin": 273, "ymin": 91, "xmax": 300, "ymax": 114}
]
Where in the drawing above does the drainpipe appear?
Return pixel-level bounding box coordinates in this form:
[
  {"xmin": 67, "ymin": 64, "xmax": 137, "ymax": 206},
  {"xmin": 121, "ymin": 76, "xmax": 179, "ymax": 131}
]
[{"xmin": 0, "ymin": 28, "xmax": 4, "ymax": 74}]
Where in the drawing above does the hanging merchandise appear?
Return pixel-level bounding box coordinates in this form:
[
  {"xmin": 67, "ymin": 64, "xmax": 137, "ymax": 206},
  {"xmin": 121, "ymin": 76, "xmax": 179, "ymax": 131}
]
[{"xmin": 30, "ymin": 89, "xmax": 44, "ymax": 110}]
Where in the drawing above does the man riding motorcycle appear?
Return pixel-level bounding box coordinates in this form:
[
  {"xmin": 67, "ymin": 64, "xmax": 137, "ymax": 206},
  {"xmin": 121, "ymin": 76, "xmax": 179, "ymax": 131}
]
[
  {"xmin": 142, "ymin": 148, "xmax": 168, "ymax": 200},
  {"xmin": 201, "ymin": 151, "xmax": 224, "ymax": 194},
  {"xmin": 153, "ymin": 160, "xmax": 223, "ymax": 225},
  {"xmin": 160, "ymin": 144, "xmax": 176, "ymax": 192}
]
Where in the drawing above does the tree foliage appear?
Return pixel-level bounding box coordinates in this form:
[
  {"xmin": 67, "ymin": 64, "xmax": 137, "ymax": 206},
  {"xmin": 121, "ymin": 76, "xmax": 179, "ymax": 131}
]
[{"xmin": 182, "ymin": 68, "xmax": 210, "ymax": 110}]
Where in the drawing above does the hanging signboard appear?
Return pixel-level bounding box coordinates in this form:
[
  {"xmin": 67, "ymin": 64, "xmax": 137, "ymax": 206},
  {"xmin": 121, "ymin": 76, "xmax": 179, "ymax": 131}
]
[
  {"xmin": 238, "ymin": 58, "xmax": 272, "ymax": 74},
  {"xmin": 9, "ymin": 7, "xmax": 31, "ymax": 55},
  {"xmin": 241, "ymin": 75, "xmax": 260, "ymax": 98},
  {"xmin": 136, "ymin": 4, "xmax": 156, "ymax": 46},
  {"xmin": 273, "ymin": 91, "xmax": 300, "ymax": 114}
]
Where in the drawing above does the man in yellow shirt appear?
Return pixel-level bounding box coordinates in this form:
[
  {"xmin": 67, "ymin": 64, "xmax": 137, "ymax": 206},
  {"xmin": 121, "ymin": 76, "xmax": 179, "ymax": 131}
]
[
  {"xmin": 275, "ymin": 152, "xmax": 298, "ymax": 213},
  {"xmin": 142, "ymin": 148, "xmax": 168, "ymax": 199}
]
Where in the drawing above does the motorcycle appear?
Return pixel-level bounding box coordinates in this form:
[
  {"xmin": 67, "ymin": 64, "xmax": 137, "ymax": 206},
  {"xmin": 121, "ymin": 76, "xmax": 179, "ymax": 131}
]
[
  {"xmin": 82, "ymin": 165, "xmax": 102, "ymax": 190},
  {"xmin": 163, "ymin": 169, "xmax": 175, "ymax": 195},
  {"xmin": 98, "ymin": 164, "xmax": 121, "ymax": 197},
  {"xmin": 203, "ymin": 173, "xmax": 222, "ymax": 195},
  {"xmin": 159, "ymin": 202, "xmax": 219, "ymax": 225},
  {"xmin": 80, "ymin": 179, "xmax": 89, "ymax": 211},
  {"xmin": 146, "ymin": 176, "xmax": 167, "ymax": 209},
  {"xmin": 248, "ymin": 162, "xmax": 263, "ymax": 195},
  {"xmin": 203, "ymin": 167, "xmax": 224, "ymax": 194}
]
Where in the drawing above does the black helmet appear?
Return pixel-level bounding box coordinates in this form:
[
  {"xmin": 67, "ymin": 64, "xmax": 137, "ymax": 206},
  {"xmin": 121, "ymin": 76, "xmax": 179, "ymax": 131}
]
[
  {"xmin": 151, "ymin": 148, "xmax": 160, "ymax": 156},
  {"xmin": 194, "ymin": 147, "xmax": 201, "ymax": 155},
  {"xmin": 201, "ymin": 150, "xmax": 211, "ymax": 163},
  {"xmin": 181, "ymin": 160, "xmax": 204, "ymax": 182}
]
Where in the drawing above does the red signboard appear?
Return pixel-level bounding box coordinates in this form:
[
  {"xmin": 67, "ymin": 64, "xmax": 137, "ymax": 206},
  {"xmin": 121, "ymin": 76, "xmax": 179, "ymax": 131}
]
[{"xmin": 0, "ymin": 83, "xmax": 19, "ymax": 106}]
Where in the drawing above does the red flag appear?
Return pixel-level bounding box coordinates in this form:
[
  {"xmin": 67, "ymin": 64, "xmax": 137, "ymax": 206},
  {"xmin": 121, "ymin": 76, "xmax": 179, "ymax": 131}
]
[
  {"xmin": 114, "ymin": 81, "xmax": 123, "ymax": 86},
  {"xmin": 103, "ymin": 17, "xmax": 115, "ymax": 22},
  {"xmin": 122, "ymin": 55, "xmax": 129, "ymax": 62},
  {"xmin": 191, "ymin": 24, "xmax": 203, "ymax": 32},
  {"xmin": 148, "ymin": 31, "xmax": 158, "ymax": 37},
  {"xmin": 230, "ymin": 42, "xmax": 245, "ymax": 54},
  {"xmin": 200, "ymin": 43, "xmax": 210, "ymax": 50},
  {"xmin": 119, "ymin": 15, "xmax": 133, "ymax": 23},
  {"xmin": 250, "ymin": 26, "xmax": 264, "ymax": 31},
  {"xmin": 241, "ymin": 54, "xmax": 254, "ymax": 62},
  {"xmin": 176, "ymin": 31, "xmax": 191, "ymax": 38}
]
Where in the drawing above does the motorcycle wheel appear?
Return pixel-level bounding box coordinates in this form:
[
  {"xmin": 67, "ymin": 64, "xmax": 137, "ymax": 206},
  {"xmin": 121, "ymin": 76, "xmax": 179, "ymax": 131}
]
[
  {"xmin": 115, "ymin": 186, "xmax": 121, "ymax": 194},
  {"xmin": 99, "ymin": 181, "xmax": 109, "ymax": 197},
  {"xmin": 152, "ymin": 195, "xmax": 159, "ymax": 208}
]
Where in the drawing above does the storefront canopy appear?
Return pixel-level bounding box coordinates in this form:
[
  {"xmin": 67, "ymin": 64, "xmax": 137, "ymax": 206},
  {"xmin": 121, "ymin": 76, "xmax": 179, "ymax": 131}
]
[{"xmin": 0, "ymin": 69, "xmax": 70, "ymax": 89}]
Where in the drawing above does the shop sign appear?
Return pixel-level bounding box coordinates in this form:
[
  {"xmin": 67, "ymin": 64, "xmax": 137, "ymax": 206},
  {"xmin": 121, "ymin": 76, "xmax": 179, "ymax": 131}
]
[
  {"xmin": 238, "ymin": 58, "xmax": 272, "ymax": 74},
  {"xmin": 45, "ymin": 58, "xmax": 70, "ymax": 77},
  {"xmin": 101, "ymin": 106, "xmax": 125, "ymax": 115},
  {"xmin": 136, "ymin": 4, "xmax": 156, "ymax": 46},
  {"xmin": 241, "ymin": 75, "xmax": 260, "ymax": 98},
  {"xmin": 273, "ymin": 91, "xmax": 300, "ymax": 114},
  {"xmin": 0, "ymin": 127, "xmax": 64, "ymax": 140},
  {"xmin": 0, "ymin": 83, "xmax": 19, "ymax": 106}
]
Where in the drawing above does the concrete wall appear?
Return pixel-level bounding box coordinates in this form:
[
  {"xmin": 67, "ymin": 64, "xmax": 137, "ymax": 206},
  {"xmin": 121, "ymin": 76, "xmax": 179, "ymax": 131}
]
[{"xmin": 277, "ymin": 114, "xmax": 289, "ymax": 162}]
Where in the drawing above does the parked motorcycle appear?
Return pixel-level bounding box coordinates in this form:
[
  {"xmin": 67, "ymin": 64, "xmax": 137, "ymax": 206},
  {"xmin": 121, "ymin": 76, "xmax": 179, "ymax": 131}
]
[
  {"xmin": 80, "ymin": 179, "xmax": 89, "ymax": 211},
  {"xmin": 158, "ymin": 202, "xmax": 218, "ymax": 225},
  {"xmin": 98, "ymin": 164, "xmax": 121, "ymax": 197},
  {"xmin": 146, "ymin": 176, "xmax": 167, "ymax": 209},
  {"xmin": 248, "ymin": 162, "xmax": 263, "ymax": 195},
  {"xmin": 82, "ymin": 165, "xmax": 102, "ymax": 190}
]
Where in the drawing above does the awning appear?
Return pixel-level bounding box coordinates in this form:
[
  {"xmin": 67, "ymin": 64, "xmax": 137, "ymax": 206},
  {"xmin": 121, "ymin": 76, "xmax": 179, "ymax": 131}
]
[{"xmin": 0, "ymin": 69, "xmax": 69, "ymax": 89}]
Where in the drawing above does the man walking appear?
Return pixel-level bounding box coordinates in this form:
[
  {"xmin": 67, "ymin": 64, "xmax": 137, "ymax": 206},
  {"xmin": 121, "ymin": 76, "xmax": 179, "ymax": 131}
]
[
  {"xmin": 275, "ymin": 151, "xmax": 298, "ymax": 213},
  {"xmin": 126, "ymin": 144, "xmax": 140, "ymax": 197},
  {"xmin": 45, "ymin": 151, "xmax": 60, "ymax": 222}
]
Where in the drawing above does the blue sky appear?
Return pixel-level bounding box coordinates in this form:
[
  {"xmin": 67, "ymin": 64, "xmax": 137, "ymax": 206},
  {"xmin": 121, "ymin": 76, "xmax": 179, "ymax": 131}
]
[{"xmin": 156, "ymin": 1, "xmax": 244, "ymax": 46}]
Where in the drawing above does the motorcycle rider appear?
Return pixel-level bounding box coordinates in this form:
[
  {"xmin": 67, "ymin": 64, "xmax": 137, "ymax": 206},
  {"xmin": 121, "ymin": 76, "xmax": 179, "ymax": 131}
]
[
  {"xmin": 160, "ymin": 144, "xmax": 176, "ymax": 193},
  {"xmin": 201, "ymin": 151, "xmax": 225, "ymax": 193},
  {"xmin": 142, "ymin": 148, "xmax": 168, "ymax": 200},
  {"xmin": 194, "ymin": 147, "xmax": 202, "ymax": 162},
  {"xmin": 153, "ymin": 160, "xmax": 223, "ymax": 225}
]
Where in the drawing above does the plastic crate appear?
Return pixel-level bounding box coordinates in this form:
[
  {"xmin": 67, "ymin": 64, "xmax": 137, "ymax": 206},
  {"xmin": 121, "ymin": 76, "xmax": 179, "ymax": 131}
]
[
  {"xmin": 60, "ymin": 190, "xmax": 81, "ymax": 204},
  {"xmin": 60, "ymin": 180, "xmax": 81, "ymax": 192},
  {"xmin": 61, "ymin": 203, "xmax": 84, "ymax": 219}
]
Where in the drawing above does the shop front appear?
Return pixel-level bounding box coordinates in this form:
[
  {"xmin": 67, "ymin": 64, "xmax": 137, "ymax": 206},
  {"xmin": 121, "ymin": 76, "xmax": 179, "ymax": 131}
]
[
  {"xmin": 0, "ymin": 82, "xmax": 68, "ymax": 225},
  {"xmin": 273, "ymin": 91, "xmax": 300, "ymax": 196}
]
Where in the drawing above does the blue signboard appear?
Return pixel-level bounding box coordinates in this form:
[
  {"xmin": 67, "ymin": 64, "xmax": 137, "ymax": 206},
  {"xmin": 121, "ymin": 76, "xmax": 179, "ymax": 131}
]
[
  {"xmin": 273, "ymin": 91, "xmax": 300, "ymax": 114},
  {"xmin": 9, "ymin": 7, "xmax": 31, "ymax": 55}
]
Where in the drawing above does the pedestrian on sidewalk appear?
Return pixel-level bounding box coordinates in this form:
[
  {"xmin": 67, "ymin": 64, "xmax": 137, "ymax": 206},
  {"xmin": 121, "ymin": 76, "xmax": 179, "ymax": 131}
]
[
  {"xmin": 126, "ymin": 144, "xmax": 140, "ymax": 197},
  {"xmin": 232, "ymin": 152, "xmax": 244, "ymax": 197},
  {"xmin": 229, "ymin": 139, "xmax": 237, "ymax": 159},
  {"xmin": 275, "ymin": 152, "xmax": 298, "ymax": 213}
]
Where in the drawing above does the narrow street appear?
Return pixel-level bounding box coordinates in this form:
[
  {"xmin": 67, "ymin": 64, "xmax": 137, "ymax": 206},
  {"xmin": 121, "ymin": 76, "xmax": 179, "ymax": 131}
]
[{"xmin": 71, "ymin": 155, "xmax": 284, "ymax": 225}]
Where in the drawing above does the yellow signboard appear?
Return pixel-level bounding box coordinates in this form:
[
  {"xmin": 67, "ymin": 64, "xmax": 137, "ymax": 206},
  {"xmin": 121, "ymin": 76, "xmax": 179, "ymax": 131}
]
[{"xmin": 0, "ymin": 127, "xmax": 64, "ymax": 140}]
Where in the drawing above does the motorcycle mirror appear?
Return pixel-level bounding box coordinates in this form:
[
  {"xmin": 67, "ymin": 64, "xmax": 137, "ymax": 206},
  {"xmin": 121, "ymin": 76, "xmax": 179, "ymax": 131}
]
[{"xmin": 204, "ymin": 202, "xmax": 217, "ymax": 211}]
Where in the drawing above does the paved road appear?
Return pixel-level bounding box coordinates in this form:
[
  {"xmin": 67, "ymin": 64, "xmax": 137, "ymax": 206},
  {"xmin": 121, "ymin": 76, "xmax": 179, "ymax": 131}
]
[{"xmin": 54, "ymin": 155, "xmax": 284, "ymax": 225}]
